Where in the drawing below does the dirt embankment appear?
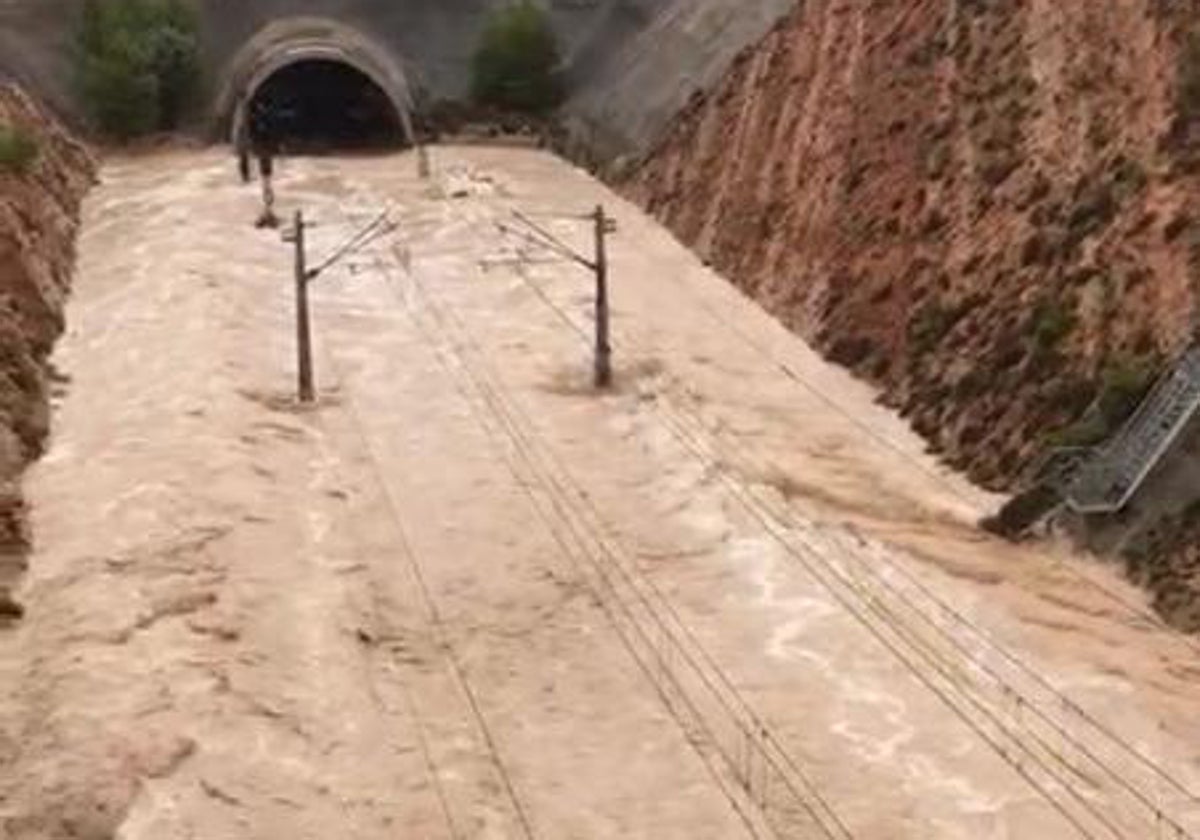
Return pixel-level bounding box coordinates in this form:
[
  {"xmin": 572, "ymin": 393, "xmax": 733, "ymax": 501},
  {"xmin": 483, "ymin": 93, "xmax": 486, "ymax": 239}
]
[
  {"xmin": 0, "ymin": 83, "xmax": 94, "ymax": 618},
  {"xmin": 627, "ymin": 0, "xmax": 1200, "ymax": 489},
  {"xmin": 625, "ymin": 0, "xmax": 1200, "ymax": 629}
]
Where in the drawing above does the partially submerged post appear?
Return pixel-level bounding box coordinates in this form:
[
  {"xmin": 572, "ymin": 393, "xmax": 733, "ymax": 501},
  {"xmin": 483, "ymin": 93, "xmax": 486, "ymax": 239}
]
[
  {"xmin": 592, "ymin": 205, "xmax": 613, "ymax": 389},
  {"xmin": 493, "ymin": 205, "xmax": 618, "ymax": 390},
  {"xmin": 417, "ymin": 142, "xmax": 431, "ymax": 179},
  {"xmin": 282, "ymin": 208, "xmax": 396, "ymax": 403},
  {"xmin": 291, "ymin": 210, "xmax": 315, "ymax": 403}
]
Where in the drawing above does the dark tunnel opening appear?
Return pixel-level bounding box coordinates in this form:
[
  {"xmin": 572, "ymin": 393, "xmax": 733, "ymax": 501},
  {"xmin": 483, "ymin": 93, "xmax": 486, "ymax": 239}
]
[{"xmin": 247, "ymin": 59, "xmax": 406, "ymax": 153}]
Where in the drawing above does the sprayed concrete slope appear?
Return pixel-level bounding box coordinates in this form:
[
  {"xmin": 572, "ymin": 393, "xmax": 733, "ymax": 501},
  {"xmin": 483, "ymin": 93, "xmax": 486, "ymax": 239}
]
[{"xmin": 1, "ymin": 147, "xmax": 1198, "ymax": 838}]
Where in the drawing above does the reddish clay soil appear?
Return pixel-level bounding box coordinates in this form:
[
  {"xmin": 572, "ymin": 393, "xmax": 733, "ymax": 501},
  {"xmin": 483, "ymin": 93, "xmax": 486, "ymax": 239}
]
[
  {"xmin": 627, "ymin": 0, "xmax": 1200, "ymax": 491},
  {"xmin": 0, "ymin": 83, "xmax": 94, "ymax": 617}
]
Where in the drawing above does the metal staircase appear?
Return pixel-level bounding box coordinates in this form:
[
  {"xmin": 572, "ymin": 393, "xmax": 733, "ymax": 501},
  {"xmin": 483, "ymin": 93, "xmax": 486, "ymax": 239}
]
[{"xmin": 1062, "ymin": 345, "xmax": 1200, "ymax": 514}]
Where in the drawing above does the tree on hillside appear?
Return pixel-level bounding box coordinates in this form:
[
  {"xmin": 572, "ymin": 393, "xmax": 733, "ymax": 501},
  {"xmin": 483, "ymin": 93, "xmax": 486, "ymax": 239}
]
[
  {"xmin": 471, "ymin": 1, "xmax": 564, "ymax": 114},
  {"xmin": 77, "ymin": 0, "xmax": 201, "ymax": 138},
  {"xmin": 0, "ymin": 126, "xmax": 39, "ymax": 176}
]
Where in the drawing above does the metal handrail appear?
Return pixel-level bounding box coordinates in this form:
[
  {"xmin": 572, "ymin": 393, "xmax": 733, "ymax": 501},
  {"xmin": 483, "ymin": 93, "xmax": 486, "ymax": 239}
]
[{"xmin": 1064, "ymin": 346, "xmax": 1200, "ymax": 513}]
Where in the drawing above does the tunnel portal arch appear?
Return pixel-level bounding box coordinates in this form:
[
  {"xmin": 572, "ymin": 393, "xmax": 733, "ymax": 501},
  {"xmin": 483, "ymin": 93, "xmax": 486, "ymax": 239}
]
[{"xmin": 214, "ymin": 17, "xmax": 417, "ymax": 148}]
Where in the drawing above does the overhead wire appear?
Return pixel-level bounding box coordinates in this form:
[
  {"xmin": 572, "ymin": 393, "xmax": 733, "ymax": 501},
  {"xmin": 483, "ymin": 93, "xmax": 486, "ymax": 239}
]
[
  {"xmin": 376, "ymin": 198, "xmax": 852, "ymax": 838},
  {"xmin": 641, "ymin": 239, "xmax": 1200, "ymax": 659},
  {"xmin": 371, "ymin": 248, "xmax": 780, "ymax": 839},
  {"xmin": 303, "ymin": 201, "xmax": 540, "ymax": 840},
  {"xmin": 313, "ymin": 165, "xmax": 1199, "ymax": 839},
  {"xmin": 463, "ymin": 196, "xmax": 1198, "ymax": 838}
]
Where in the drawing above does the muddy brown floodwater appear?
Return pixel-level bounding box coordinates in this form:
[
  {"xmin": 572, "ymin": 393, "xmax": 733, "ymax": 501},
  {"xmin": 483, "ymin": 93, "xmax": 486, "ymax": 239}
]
[{"xmin": 0, "ymin": 147, "xmax": 1198, "ymax": 839}]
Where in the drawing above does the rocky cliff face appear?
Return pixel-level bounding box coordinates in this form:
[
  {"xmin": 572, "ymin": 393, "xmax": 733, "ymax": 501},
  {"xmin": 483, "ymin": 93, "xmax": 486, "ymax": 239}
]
[
  {"xmin": 628, "ymin": 0, "xmax": 1200, "ymax": 491},
  {"xmin": 0, "ymin": 83, "xmax": 94, "ymax": 617}
]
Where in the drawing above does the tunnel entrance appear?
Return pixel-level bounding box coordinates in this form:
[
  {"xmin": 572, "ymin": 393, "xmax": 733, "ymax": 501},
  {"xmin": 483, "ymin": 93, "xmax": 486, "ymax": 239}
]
[{"xmin": 247, "ymin": 59, "xmax": 407, "ymax": 153}]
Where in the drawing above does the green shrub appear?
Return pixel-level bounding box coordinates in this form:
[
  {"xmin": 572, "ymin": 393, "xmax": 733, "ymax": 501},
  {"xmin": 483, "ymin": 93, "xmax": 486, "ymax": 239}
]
[
  {"xmin": 1177, "ymin": 29, "xmax": 1200, "ymax": 125},
  {"xmin": 1046, "ymin": 356, "xmax": 1157, "ymax": 447},
  {"xmin": 1066, "ymin": 177, "xmax": 1117, "ymax": 242},
  {"xmin": 1097, "ymin": 357, "xmax": 1156, "ymax": 427},
  {"xmin": 1028, "ymin": 297, "xmax": 1075, "ymax": 351},
  {"xmin": 80, "ymin": 40, "xmax": 160, "ymax": 139},
  {"xmin": 1047, "ymin": 413, "xmax": 1109, "ymax": 448},
  {"xmin": 908, "ymin": 296, "xmax": 980, "ymax": 356},
  {"xmin": 471, "ymin": 1, "xmax": 563, "ymax": 113},
  {"xmin": 1109, "ymin": 154, "xmax": 1148, "ymax": 201},
  {"xmin": 77, "ymin": 0, "xmax": 200, "ymax": 138},
  {"xmin": 0, "ymin": 126, "xmax": 38, "ymax": 175},
  {"xmin": 908, "ymin": 300, "xmax": 956, "ymax": 355},
  {"xmin": 922, "ymin": 139, "xmax": 951, "ymax": 180}
]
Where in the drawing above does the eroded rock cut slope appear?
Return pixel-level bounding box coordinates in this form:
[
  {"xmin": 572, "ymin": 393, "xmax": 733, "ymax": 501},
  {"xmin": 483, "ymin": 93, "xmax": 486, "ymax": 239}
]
[
  {"xmin": 629, "ymin": 0, "xmax": 1200, "ymax": 491},
  {"xmin": 0, "ymin": 83, "xmax": 94, "ymax": 614}
]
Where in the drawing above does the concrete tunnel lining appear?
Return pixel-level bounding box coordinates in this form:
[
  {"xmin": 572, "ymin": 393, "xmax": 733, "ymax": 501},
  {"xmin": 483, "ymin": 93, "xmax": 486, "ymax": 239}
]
[{"xmin": 214, "ymin": 17, "xmax": 417, "ymax": 147}]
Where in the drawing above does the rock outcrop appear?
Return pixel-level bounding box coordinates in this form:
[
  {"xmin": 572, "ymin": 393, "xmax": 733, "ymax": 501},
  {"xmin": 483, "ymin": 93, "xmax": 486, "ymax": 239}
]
[{"xmin": 0, "ymin": 82, "xmax": 94, "ymax": 617}]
